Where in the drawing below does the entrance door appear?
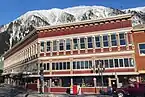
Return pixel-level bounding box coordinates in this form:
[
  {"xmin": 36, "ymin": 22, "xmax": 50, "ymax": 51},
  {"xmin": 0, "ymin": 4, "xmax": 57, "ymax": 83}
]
[{"xmin": 111, "ymin": 79, "xmax": 117, "ymax": 90}]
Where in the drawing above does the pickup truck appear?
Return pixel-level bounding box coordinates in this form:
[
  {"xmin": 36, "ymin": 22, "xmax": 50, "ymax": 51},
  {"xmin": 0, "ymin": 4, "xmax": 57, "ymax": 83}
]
[{"xmin": 115, "ymin": 82, "xmax": 145, "ymax": 97}]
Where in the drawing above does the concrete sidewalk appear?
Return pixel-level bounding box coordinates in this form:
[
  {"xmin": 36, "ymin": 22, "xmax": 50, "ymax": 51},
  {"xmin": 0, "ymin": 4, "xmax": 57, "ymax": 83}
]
[{"xmin": 26, "ymin": 93, "xmax": 113, "ymax": 97}]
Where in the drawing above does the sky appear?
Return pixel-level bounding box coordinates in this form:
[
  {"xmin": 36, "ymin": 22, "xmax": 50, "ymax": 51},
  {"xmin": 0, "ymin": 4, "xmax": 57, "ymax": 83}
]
[{"xmin": 0, "ymin": 0, "xmax": 145, "ymax": 25}]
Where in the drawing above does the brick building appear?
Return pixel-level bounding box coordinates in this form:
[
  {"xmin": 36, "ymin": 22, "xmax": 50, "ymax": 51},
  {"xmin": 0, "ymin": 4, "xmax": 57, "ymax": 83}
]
[{"xmin": 2, "ymin": 14, "xmax": 145, "ymax": 94}]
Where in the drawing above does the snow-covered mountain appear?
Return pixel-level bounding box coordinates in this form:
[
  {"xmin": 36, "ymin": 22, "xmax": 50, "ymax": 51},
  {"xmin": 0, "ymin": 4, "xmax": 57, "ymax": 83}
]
[{"xmin": 0, "ymin": 6, "xmax": 145, "ymax": 55}]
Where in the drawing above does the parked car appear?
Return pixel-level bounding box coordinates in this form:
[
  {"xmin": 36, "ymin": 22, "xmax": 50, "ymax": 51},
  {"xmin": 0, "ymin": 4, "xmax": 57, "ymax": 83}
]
[{"xmin": 115, "ymin": 82, "xmax": 145, "ymax": 97}]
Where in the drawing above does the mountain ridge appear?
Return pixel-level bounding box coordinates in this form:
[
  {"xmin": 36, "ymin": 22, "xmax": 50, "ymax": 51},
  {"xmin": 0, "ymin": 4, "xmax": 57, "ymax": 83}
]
[{"xmin": 0, "ymin": 5, "xmax": 145, "ymax": 55}]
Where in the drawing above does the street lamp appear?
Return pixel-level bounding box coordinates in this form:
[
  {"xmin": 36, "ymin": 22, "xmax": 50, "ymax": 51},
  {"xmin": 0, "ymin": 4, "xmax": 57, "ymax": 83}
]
[
  {"xmin": 92, "ymin": 60, "xmax": 105, "ymax": 94},
  {"xmin": 39, "ymin": 66, "xmax": 44, "ymax": 94}
]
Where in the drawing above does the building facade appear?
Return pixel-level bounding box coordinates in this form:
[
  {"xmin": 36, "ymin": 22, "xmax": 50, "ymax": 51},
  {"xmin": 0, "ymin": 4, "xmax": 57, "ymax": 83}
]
[{"xmin": 2, "ymin": 14, "xmax": 145, "ymax": 94}]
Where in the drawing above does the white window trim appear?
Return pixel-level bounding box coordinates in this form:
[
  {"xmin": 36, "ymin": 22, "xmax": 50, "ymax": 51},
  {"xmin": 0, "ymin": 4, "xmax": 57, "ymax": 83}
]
[{"xmin": 138, "ymin": 43, "xmax": 145, "ymax": 56}]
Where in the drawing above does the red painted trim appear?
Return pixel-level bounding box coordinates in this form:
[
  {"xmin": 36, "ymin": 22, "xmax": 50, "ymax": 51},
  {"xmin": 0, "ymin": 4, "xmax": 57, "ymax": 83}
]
[
  {"xmin": 52, "ymin": 71, "xmax": 70, "ymax": 75},
  {"xmin": 38, "ymin": 20, "xmax": 132, "ymax": 38}
]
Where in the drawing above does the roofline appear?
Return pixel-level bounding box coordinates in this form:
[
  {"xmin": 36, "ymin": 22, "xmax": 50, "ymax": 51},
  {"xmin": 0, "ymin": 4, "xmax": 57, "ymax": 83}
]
[
  {"xmin": 3, "ymin": 29, "xmax": 37, "ymax": 57},
  {"xmin": 36, "ymin": 13, "xmax": 132, "ymax": 31}
]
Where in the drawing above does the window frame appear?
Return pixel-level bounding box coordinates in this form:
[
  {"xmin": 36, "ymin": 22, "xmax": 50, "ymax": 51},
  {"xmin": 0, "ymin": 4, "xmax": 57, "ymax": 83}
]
[
  {"xmin": 66, "ymin": 39, "xmax": 71, "ymax": 51},
  {"xmin": 80, "ymin": 37, "xmax": 86, "ymax": 50},
  {"xmin": 119, "ymin": 33, "xmax": 126, "ymax": 46},
  {"xmin": 40, "ymin": 41, "xmax": 45, "ymax": 52},
  {"xmin": 87, "ymin": 36, "xmax": 93, "ymax": 49},
  {"xmin": 46, "ymin": 41, "xmax": 51, "ymax": 52},
  {"xmin": 111, "ymin": 34, "xmax": 117, "ymax": 47},
  {"xmin": 138, "ymin": 43, "xmax": 145, "ymax": 56},
  {"xmin": 73, "ymin": 38, "xmax": 79, "ymax": 50},
  {"xmin": 59, "ymin": 39, "xmax": 64, "ymax": 51},
  {"xmin": 53, "ymin": 40, "xmax": 58, "ymax": 52},
  {"xmin": 95, "ymin": 36, "xmax": 101, "ymax": 48},
  {"xmin": 103, "ymin": 35, "xmax": 109, "ymax": 47}
]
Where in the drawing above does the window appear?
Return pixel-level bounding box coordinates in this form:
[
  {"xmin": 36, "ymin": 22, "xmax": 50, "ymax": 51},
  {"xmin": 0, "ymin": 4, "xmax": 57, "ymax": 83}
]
[
  {"xmin": 67, "ymin": 62, "xmax": 70, "ymax": 69},
  {"xmin": 44, "ymin": 63, "xmax": 47, "ymax": 70},
  {"xmin": 95, "ymin": 36, "xmax": 101, "ymax": 48},
  {"xmin": 103, "ymin": 35, "xmax": 109, "ymax": 47},
  {"xmin": 59, "ymin": 62, "xmax": 63, "ymax": 70},
  {"xmin": 47, "ymin": 63, "xmax": 49, "ymax": 70},
  {"xmin": 40, "ymin": 41, "xmax": 44, "ymax": 52},
  {"xmin": 80, "ymin": 61, "xmax": 85, "ymax": 69},
  {"xmin": 119, "ymin": 59, "xmax": 124, "ymax": 67},
  {"xmin": 114, "ymin": 59, "xmax": 119, "ymax": 67},
  {"xmin": 139, "ymin": 43, "xmax": 145, "ymax": 55},
  {"xmin": 129, "ymin": 58, "xmax": 134, "ymax": 67},
  {"xmin": 84, "ymin": 61, "xmax": 89, "ymax": 69},
  {"xmin": 59, "ymin": 39, "xmax": 64, "ymax": 51},
  {"xmin": 119, "ymin": 33, "xmax": 126, "ymax": 45},
  {"xmin": 111, "ymin": 34, "xmax": 117, "ymax": 46},
  {"xmin": 89, "ymin": 61, "xmax": 92, "ymax": 68},
  {"xmin": 52, "ymin": 63, "xmax": 55, "ymax": 70},
  {"xmin": 53, "ymin": 40, "xmax": 57, "ymax": 51},
  {"xmin": 77, "ymin": 61, "xmax": 80, "ymax": 69},
  {"xmin": 88, "ymin": 37, "xmax": 93, "ymax": 48},
  {"xmin": 124, "ymin": 58, "xmax": 129, "ymax": 67},
  {"xmin": 73, "ymin": 38, "xmax": 78, "ymax": 50},
  {"xmin": 73, "ymin": 61, "xmax": 77, "ymax": 69},
  {"xmin": 66, "ymin": 39, "xmax": 71, "ymax": 50},
  {"xmin": 104, "ymin": 60, "xmax": 109, "ymax": 68},
  {"xmin": 63, "ymin": 62, "xmax": 67, "ymax": 69},
  {"xmin": 46, "ymin": 41, "xmax": 51, "ymax": 51},
  {"xmin": 80, "ymin": 38, "xmax": 85, "ymax": 49},
  {"xmin": 109, "ymin": 59, "xmax": 114, "ymax": 68},
  {"xmin": 56, "ymin": 63, "xmax": 59, "ymax": 70}
]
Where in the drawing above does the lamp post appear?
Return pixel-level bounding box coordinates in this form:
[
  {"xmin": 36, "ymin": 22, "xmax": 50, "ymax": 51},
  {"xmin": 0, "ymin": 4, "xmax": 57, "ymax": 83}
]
[
  {"xmin": 39, "ymin": 66, "xmax": 44, "ymax": 94},
  {"xmin": 93, "ymin": 60, "xmax": 105, "ymax": 93}
]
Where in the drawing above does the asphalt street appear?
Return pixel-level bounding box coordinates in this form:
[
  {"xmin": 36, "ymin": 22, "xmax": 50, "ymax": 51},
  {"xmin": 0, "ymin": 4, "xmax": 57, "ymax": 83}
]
[{"xmin": 0, "ymin": 84, "xmax": 113, "ymax": 97}]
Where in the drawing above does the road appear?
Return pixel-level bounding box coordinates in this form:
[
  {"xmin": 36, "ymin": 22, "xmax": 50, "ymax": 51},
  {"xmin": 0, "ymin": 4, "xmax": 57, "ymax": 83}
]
[{"xmin": 0, "ymin": 84, "xmax": 113, "ymax": 97}]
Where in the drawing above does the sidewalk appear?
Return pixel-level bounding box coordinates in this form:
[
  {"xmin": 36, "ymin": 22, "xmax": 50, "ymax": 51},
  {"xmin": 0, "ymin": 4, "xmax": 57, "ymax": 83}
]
[{"xmin": 26, "ymin": 93, "xmax": 113, "ymax": 97}]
